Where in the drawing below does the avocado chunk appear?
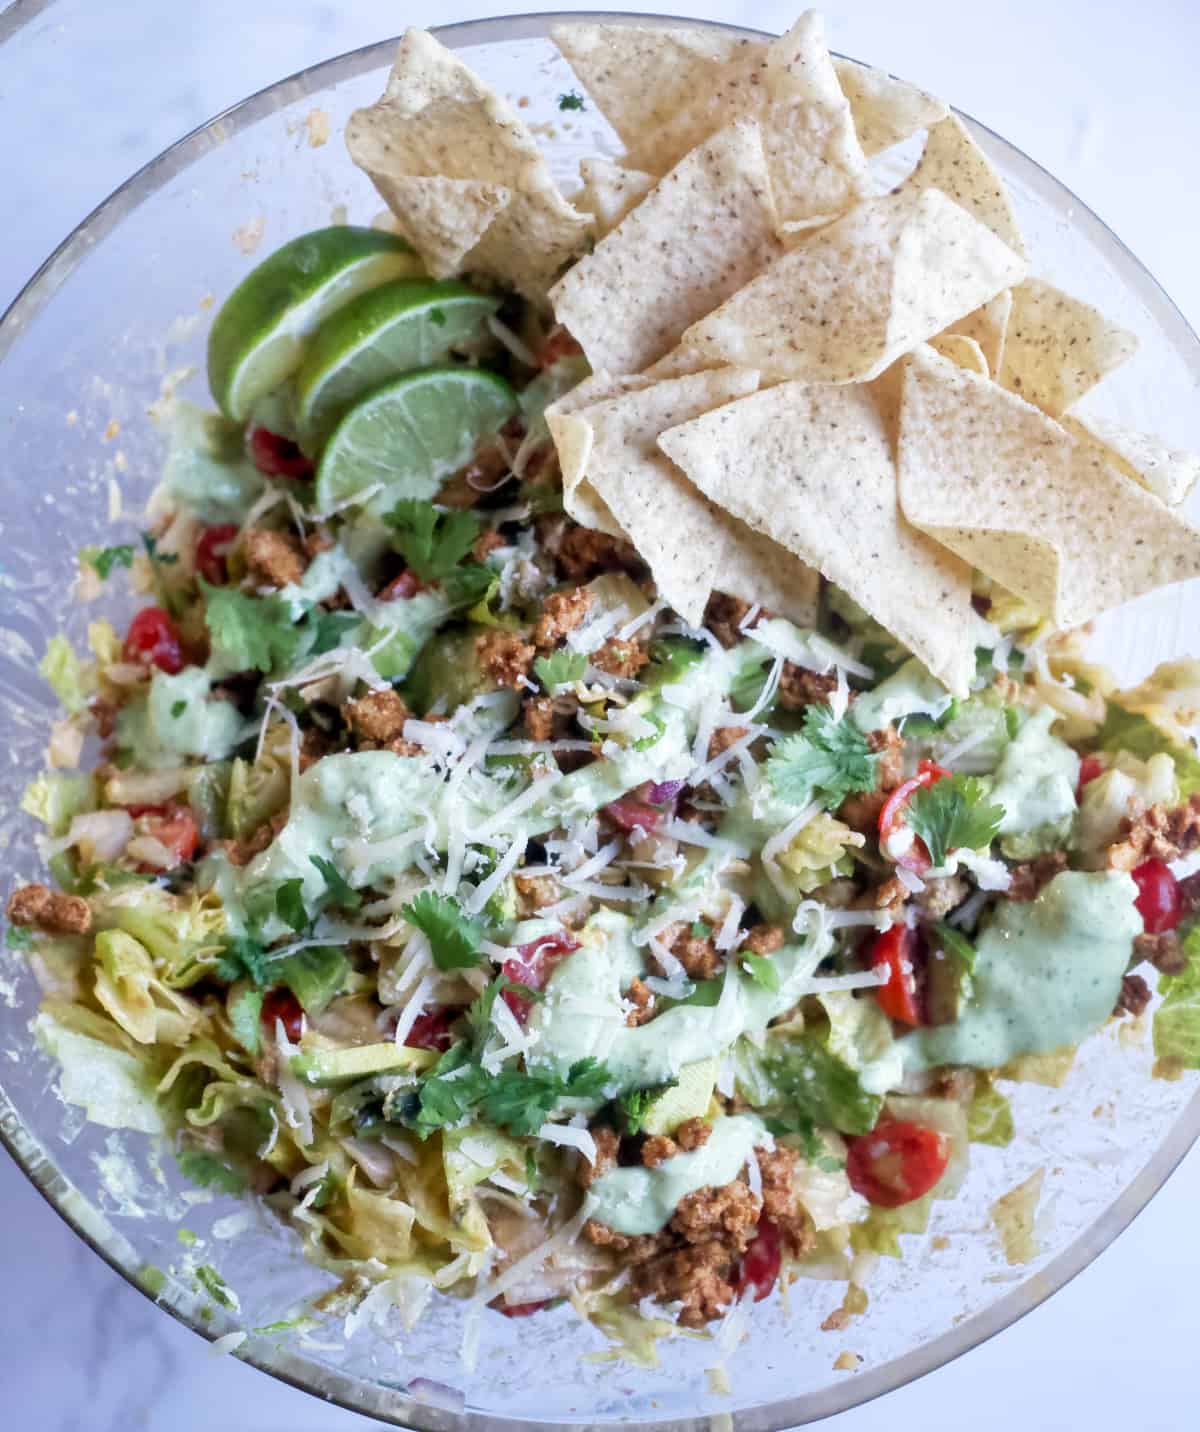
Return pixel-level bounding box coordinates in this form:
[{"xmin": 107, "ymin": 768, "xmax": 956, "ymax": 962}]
[
  {"xmin": 404, "ymin": 625, "xmax": 501, "ymax": 715},
  {"xmin": 924, "ymin": 932, "xmax": 972, "ymax": 1026},
  {"xmin": 290, "ymin": 1042, "xmax": 437, "ymax": 1087},
  {"xmin": 640, "ymin": 1057, "xmax": 718, "ymax": 1135}
]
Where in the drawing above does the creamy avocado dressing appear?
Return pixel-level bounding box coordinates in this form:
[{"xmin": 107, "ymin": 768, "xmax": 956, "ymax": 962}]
[
  {"xmin": 529, "ymin": 908, "xmax": 824, "ymax": 1092},
  {"xmin": 116, "ymin": 667, "xmax": 249, "ymax": 768},
  {"xmin": 163, "ymin": 400, "xmax": 264, "ymax": 522},
  {"xmin": 588, "ymin": 1114, "xmax": 770, "ymax": 1235},
  {"xmin": 905, "ymin": 870, "xmax": 1139, "ymax": 1070},
  {"xmin": 851, "ymin": 658, "xmax": 953, "ymax": 732},
  {"xmin": 991, "ymin": 707, "xmax": 1079, "ymax": 840}
]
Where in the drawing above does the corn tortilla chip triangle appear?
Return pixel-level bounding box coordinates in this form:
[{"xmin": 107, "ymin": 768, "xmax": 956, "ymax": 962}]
[
  {"xmin": 657, "ymin": 380, "xmax": 975, "ymax": 695},
  {"xmin": 944, "ymin": 289, "xmax": 1012, "ymax": 377},
  {"xmin": 562, "ymin": 368, "xmax": 820, "ymax": 628},
  {"xmin": 832, "ymin": 58, "xmax": 948, "ymax": 157},
  {"xmin": 927, "ymin": 332, "xmax": 989, "ymax": 376},
  {"xmin": 898, "ymin": 345, "xmax": 1200, "ymax": 627},
  {"xmin": 346, "ymin": 27, "xmax": 592, "ymax": 298},
  {"xmin": 679, "ymin": 186, "xmax": 1026, "ymax": 383},
  {"xmin": 575, "ymin": 159, "xmax": 656, "ymax": 236},
  {"xmin": 546, "ymin": 371, "xmax": 656, "ymax": 535},
  {"xmin": 1062, "ymin": 414, "xmax": 1200, "ymax": 508},
  {"xmin": 368, "ymin": 175, "xmax": 511, "ymax": 278},
  {"xmin": 997, "ymin": 278, "xmax": 1138, "ymax": 417},
  {"xmin": 549, "ymin": 120, "xmax": 784, "ymax": 376},
  {"xmin": 903, "ymin": 116, "xmax": 1027, "ymax": 260},
  {"xmin": 550, "ymin": 23, "xmax": 752, "ymax": 175}
]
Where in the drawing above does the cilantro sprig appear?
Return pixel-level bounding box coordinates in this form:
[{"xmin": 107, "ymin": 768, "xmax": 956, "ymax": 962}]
[
  {"xmin": 740, "ymin": 952, "xmax": 781, "ymax": 992},
  {"xmin": 402, "ymin": 890, "xmax": 485, "ymax": 971},
  {"xmin": 534, "ymin": 649, "xmax": 586, "ymax": 692},
  {"xmin": 406, "ymin": 1049, "xmax": 611, "ymax": 1137},
  {"xmin": 83, "ymin": 544, "xmax": 134, "ymax": 580},
  {"xmin": 384, "ymin": 501, "xmax": 491, "ymax": 604},
  {"xmin": 766, "ymin": 704, "xmax": 877, "ymax": 809},
  {"xmin": 907, "ymin": 774, "xmax": 1005, "ymax": 866},
  {"xmin": 200, "ymin": 580, "xmax": 305, "ymax": 675},
  {"xmin": 557, "ymin": 90, "xmax": 587, "ymax": 111}
]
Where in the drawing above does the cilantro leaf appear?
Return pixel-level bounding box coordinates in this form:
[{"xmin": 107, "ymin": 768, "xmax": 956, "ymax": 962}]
[
  {"xmin": 480, "ymin": 1057, "xmax": 611, "ymax": 1136},
  {"xmin": 441, "ymin": 562, "xmax": 495, "ymax": 608},
  {"xmin": 306, "ymin": 609, "xmax": 359, "ymax": 656},
  {"xmin": 740, "ymin": 953, "xmax": 781, "ymax": 992},
  {"xmin": 227, "ymin": 986, "xmax": 264, "ymax": 1055},
  {"xmin": 907, "ymin": 774, "xmax": 1004, "ymax": 866},
  {"xmin": 176, "ymin": 1150, "xmax": 246, "ymax": 1196},
  {"xmin": 933, "ymin": 921, "xmax": 977, "ymax": 974},
  {"xmin": 557, "ymin": 90, "xmax": 586, "ymax": 111},
  {"xmin": 215, "ymin": 935, "xmax": 272, "ymax": 987},
  {"xmin": 466, "ymin": 973, "xmax": 540, "ymax": 1050},
  {"xmin": 402, "ymin": 889, "xmax": 484, "ymax": 971},
  {"xmin": 275, "ymin": 879, "xmax": 310, "ymax": 934},
  {"xmin": 310, "ymin": 855, "xmax": 362, "ymax": 913},
  {"xmin": 5, "ymin": 926, "xmax": 33, "ymax": 952},
  {"xmin": 385, "ymin": 501, "xmax": 481, "ymax": 582},
  {"xmin": 201, "ymin": 580, "xmax": 303, "ymax": 675},
  {"xmin": 766, "ymin": 704, "xmax": 878, "ymax": 809},
  {"xmin": 614, "ymin": 1081, "xmax": 676, "ymax": 1136},
  {"xmin": 85, "ymin": 544, "xmax": 135, "ymax": 580},
  {"xmin": 534, "ymin": 649, "xmax": 586, "ymax": 692}
]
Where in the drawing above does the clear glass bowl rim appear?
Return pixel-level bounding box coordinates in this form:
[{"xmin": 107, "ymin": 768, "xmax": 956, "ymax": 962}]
[{"xmin": 3, "ymin": 11, "xmax": 1200, "ymax": 1430}]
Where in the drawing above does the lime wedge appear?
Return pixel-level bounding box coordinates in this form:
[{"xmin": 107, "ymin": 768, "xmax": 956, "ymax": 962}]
[
  {"xmin": 207, "ymin": 227, "xmax": 422, "ymax": 422},
  {"xmin": 314, "ymin": 366, "xmax": 519, "ymax": 517},
  {"xmin": 294, "ymin": 278, "xmax": 500, "ymax": 451}
]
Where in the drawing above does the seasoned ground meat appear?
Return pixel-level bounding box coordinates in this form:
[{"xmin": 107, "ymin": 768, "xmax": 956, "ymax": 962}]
[
  {"xmin": 1108, "ymin": 794, "xmax": 1200, "ymax": 870},
  {"xmin": 303, "ymin": 531, "xmax": 334, "ymax": 559},
  {"xmin": 1180, "ymin": 870, "xmax": 1200, "ymax": 915},
  {"xmin": 778, "ymin": 663, "xmax": 837, "ymax": 711},
  {"xmin": 1115, "ymin": 973, "xmax": 1153, "ymax": 1017},
  {"xmin": 838, "ymin": 787, "xmax": 888, "ymax": 834},
  {"xmin": 868, "ymin": 725, "xmax": 905, "ymax": 791},
  {"xmin": 223, "ymin": 807, "xmax": 288, "ymax": 867},
  {"xmin": 472, "ymin": 528, "xmax": 506, "ymax": 562},
  {"xmin": 578, "ymin": 1127, "xmax": 619, "ymax": 1189},
  {"xmin": 591, "ymin": 637, "xmax": 650, "ymax": 679},
  {"xmin": 625, "ymin": 976, "xmax": 656, "ymax": 1027},
  {"xmin": 1007, "ymin": 850, "xmax": 1069, "ymax": 901},
  {"xmin": 522, "ymin": 696, "xmax": 555, "ymax": 742},
  {"xmin": 514, "ymin": 872, "xmax": 563, "ymax": 914},
  {"xmin": 703, "ymin": 593, "xmax": 759, "ymax": 649},
  {"xmin": 708, "ymin": 725, "xmax": 750, "ymax": 761},
  {"xmin": 740, "ymin": 922, "xmax": 784, "ymax": 956},
  {"xmin": 864, "ymin": 875, "xmax": 909, "ymax": 913},
  {"xmin": 670, "ymin": 1181, "xmax": 761, "ymax": 1248},
  {"xmin": 533, "ymin": 587, "xmax": 593, "ymax": 650},
  {"xmin": 6, "ymin": 884, "xmax": 91, "ymax": 935},
  {"xmin": 634, "ymin": 1241, "xmax": 736, "ymax": 1327},
  {"xmin": 661, "ymin": 922, "xmax": 722, "ymax": 979},
  {"xmin": 299, "ymin": 726, "xmax": 334, "ymax": 772},
  {"xmin": 243, "ymin": 527, "xmax": 306, "ymax": 588},
  {"xmin": 1134, "ymin": 930, "xmax": 1187, "ymax": 974},
  {"xmin": 556, "ymin": 526, "xmax": 642, "ymax": 581},
  {"xmin": 475, "ymin": 630, "xmax": 535, "ymax": 690},
  {"xmin": 344, "ymin": 688, "xmax": 411, "ymax": 745},
  {"xmin": 675, "ymin": 1118, "xmax": 712, "ymax": 1153},
  {"xmin": 915, "ymin": 874, "xmax": 968, "ymax": 919},
  {"xmin": 641, "ymin": 1135, "xmax": 679, "ymax": 1168},
  {"xmin": 581, "ymin": 1219, "xmax": 665, "ymax": 1262},
  {"xmin": 755, "ymin": 1146, "xmax": 818, "ymax": 1255}
]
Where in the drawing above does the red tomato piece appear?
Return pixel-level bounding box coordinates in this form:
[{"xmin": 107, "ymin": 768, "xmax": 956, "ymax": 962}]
[
  {"xmin": 1132, "ymin": 859, "xmax": 1182, "ymax": 934},
  {"xmin": 877, "ymin": 760, "xmax": 950, "ymax": 873},
  {"xmin": 868, "ymin": 924, "xmax": 922, "ymax": 1026},
  {"xmin": 502, "ymin": 931, "xmax": 580, "ymax": 1023},
  {"xmin": 261, "ymin": 987, "xmax": 305, "ymax": 1043},
  {"xmin": 404, "ymin": 1007, "xmax": 457, "ymax": 1052},
  {"xmin": 123, "ymin": 606, "xmax": 184, "ymax": 674},
  {"xmin": 377, "ymin": 569, "xmax": 426, "ymax": 601},
  {"xmin": 536, "ymin": 325, "xmax": 583, "ymax": 368},
  {"xmin": 195, "ymin": 523, "xmax": 239, "ymax": 586},
  {"xmin": 846, "ymin": 1120, "xmax": 950, "ymax": 1208},
  {"xmin": 130, "ymin": 802, "xmax": 200, "ymax": 865},
  {"xmin": 248, "ymin": 427, "xmax": 314, "ymax": 479},
  {"xmin": 734, "ymin": 1217, "xmax": 781, "ymax": 1302},
  {"xmin": 491, "ymin": 1297, "xmax": 553, "ymax": 1318},
  {"xmin": 602, "ymin": 797, "xmax": 664, "ymax": 835},
  {"xmin": 1077, "ymin": 755, "xmax": 1105, "ymax": 795}
]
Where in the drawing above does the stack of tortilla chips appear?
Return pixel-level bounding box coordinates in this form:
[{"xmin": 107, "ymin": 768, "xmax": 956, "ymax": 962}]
[{"xmin": 348, "ymin": 10, "xmax": 1200, "ymax": 698}]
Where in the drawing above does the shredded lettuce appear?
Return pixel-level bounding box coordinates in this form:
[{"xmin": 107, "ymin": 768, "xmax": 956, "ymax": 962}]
[
  {"xmin": 93, "ymin": 929, "xmax": 207, "ymax": 1046},
  {"xmin": 21, "ymin": 771, "xmax": 95, "ymax": 835},
  {"xmin": 1076, "ymin": 752, "xmax": 1177, "ymax": 863},
  {"xmin": 1153, "ymin": 925, "xmax": 1200, "ymax": 1070},
  {"xmin": 734, "ymin": 1028, "xmax": 882, "ymax": 1136},
  {"xmin": 967, "ymin": 1079, "xmax": 1015, "ymax": 1147},
  {"xmin": 34, "ymin": 1011, "xmax": 165, "ymax": 1134},
  {"xmin": 39, "ymin": 635, "xmax": 93, "ymax": 714},
  {"xmin": 1093, "ymin": 700, "xmax": 1200, "ymax": 799}
]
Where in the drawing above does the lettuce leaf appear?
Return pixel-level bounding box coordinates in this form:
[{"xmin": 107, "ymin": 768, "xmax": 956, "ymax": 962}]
[
  {"xmin": 1154, "ymin": 924, "xmax": 1200, "ymax": 1069},
  {"xmin": 34, "ymin": 1011, "xmax": 164, "ymax": 1134},
  {"xmin": 1094, "ymin": 702, "xmax": 1200, "ymax": 798},
  {"xmin": 967, "ymin": 1079, "xmax": 1015, "ymax": 1147},
  {"xmin": 39, "ymin": 635, "xmax": 93, "ymax": 714},
  {"xmin": 734, "ymin": 1029, "xmax": 882, "ymax": 1136},
  {"xmin": 21, "ymin": 772, "xmax": 94, "ymax": 835}
]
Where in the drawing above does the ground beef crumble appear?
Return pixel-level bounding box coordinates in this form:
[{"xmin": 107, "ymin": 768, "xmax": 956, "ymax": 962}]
[
  {"xmin": 6, "ymin": 884, "xmax": 91, "ymax": 935},
  {"xmin": 1115, "ymin": 972, "xmax": 1153, "ymax": 1017},
  {"xmin": 703, "ymin": 593, "xmax": 762, "ymax": 649},
  {"xmin": 739, "ymin": 923, "xmax": 784, "ymax": 956},
  {"xmin": 522, "ymin": 696, "xmax": 556, "ymax": 742},
  {"xmin": 839, "ymin": 725, "xmax": 903, "ymax": 832},
  {"xmin": 1007, "ymin": 850, "xmax": 1069, "ymax": 901},
  {"xmin": 657, "ymin": 921, "xmax": 722, "ymax": 979},
  {"xmin": 556, "ymin": 526, "xmax": 642, "ymax": 582},
  {"xmin": 778, "ymin": 663, "xmax": 837, "ymax": 710},
  {"xmin": 243, "ymin": 527, "xmax": 307, "ymax": 588},
  {"xmin": 591, "ymin": 637, "xmax": 650, "ymax": 679},
  {"xmin": 1107, "ymin": 794, "xmax": 1200, "ymax": 870},
  {"xmin": 343, "ymin": 688, "xmax": 411, "ymax": 745},
  {"xmin": 708, "ymin": 725, "xmax": 750, "ymax": 761},
  {"xmin": 533, "ymin": 587, "xmax": 592, "ymax": 650},
  {"xmin": 1134, "ymin": 930, "xmax": 1187, "ymax": 974},
  {"xmin": 475, "ymin": 630, "xmax": 535, "ymax": 690},
  {"xmin": 624, "ymin": 975, "xmax": 656, "ymax": 1027}
]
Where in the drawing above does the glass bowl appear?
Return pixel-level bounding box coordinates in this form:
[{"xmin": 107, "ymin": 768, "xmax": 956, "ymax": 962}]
[{"xmin": 2, "ymin": 12, "xmax": 1200, "ymax": 1430}]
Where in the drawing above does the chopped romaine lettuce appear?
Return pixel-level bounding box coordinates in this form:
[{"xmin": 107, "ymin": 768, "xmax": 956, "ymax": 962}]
[
  {"xmin": 1153, "ymin": 924, "xmax": 1200, "ymax": 1071},
  {"xmin": 39, "ymin": 634, "xmax": 93, "ymax": 714}
]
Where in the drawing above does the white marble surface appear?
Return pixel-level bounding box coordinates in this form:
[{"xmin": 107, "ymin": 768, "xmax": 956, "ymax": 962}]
[{"xmin": 2, "ymin": 1, "xmax": 1199, "ymax": 1427}]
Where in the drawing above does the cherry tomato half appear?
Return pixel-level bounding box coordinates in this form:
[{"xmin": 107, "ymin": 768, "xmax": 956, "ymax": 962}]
[
  {"xmin": 195, "ymin": 523, "xmax": 239, "ymax": 586},
  {"xmin": 734, "ymin": 1217, "xmax": 781, "ymax": 1302},
  {"xmin": 129, "ymin": 802, "xmax": 201, "ymax": 865},
  {"xmin": 124, "ymin": 606, "xmax": 184, "ymax": 674},
  {"xmin": 868, "ymin": 924, "xmax": 922, "ymax": 1026},
  {"xmin": 846, "ymin": 1120, "xmax": 949, "ymax": 1208},
  {"xmin": 1132, "ymin": 858, "xmax": 1182, "ymax": 934},
  {"xmin": 491, "ymin": 1297, "xmax": 554, "ymax": 1318},
  {"xmin": 1077, "ymin": 755, "xmax": 1105, "ymax": 796},
  {"xmin": 502, "ymin": 931, "xmax": 580, "ymax": 1023},
  {"xmin": 404, "ymin": 1007, "xmax": 458, "ymax": 1052},
  {"xmin": 877, "ymin": 760, "xmax": 949, "ymax": 873},
  {"xmin": 248, "ymin": 427, "xmax": 314, "ymax": 480},
  {"xmin": 261, "ymin": 987, "xmax": 305, "ymax": 1043},
  {"xmin": 377, "ymin": 569, "xmax": 426, "ymax": 601}
]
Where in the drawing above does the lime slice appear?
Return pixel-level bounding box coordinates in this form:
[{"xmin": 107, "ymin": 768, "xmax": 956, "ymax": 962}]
[
  {"xmin": 207, "ymin": 226, "xmax": 422, "ymax": 422},
  {"xmin": 294, "ymin": 278, "xmax": 500, "ymax": 451},
  {"xmin": 315, "ymin": 366, "xmax": 518, "ymax": 517}
]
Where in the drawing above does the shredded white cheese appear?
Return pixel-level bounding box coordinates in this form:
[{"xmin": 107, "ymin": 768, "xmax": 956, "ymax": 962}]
[{"xmin": 537, "ymin": 1123, "xmax": 598, "ymax": 1164}]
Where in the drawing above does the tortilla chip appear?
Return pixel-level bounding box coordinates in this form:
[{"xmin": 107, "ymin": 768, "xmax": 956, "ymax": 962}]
[
  {"xmin": 561, "ymin": 368, "xmax": 823, "ymax": 627},
  {"xmin": 550, "ymin": 22, "xmax": 752, "ymax": 174},
  {"xmin": 679, "ymin": 187, "xmax": 1026, "ymax": 383},
  {"xmin": 657, "ymin": 381, "xmax": 975, "ymax": 695},
  {"xmin": 944, "ymin": 290, "xmax": 1012, "ymax": 377},
  {"xmin": 575, "ymin": 159, "xmax": 656, "ymax": 235},
  {"xmin": 904, "ymin": 116, "xmax": 1026, "ymax": 259},
  {"xmin": 369, "ymin": 175, "xmax": 511, "ymax": 278},
  {"xmin": 549, "ymin": 120, "xmax": 783, "ymax": 376},
  {"xmin": 997, "ymin": 278, "xmax": 1138, "ymax": 417},
  {"xmin": 546, "ymin": 371, "xmax": 656, "ymax": 535},
  {"xmin": 1063, "ymin": 414, "xmax": 1200, "ymax": 508},
  {"xmin": 346, "ymin": 27, "xmax": 592, "ymax": 297},
  {"xmin": 832, "ymin": 58, "xmax": 948, "ymax": 157},
  {"xmin": 898, "ymin": 345, "xmax": 1200, "ymax": 627},
  {"xmin": 927, "ymin": 333, "xmax": 989, "ymax": 376}
]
